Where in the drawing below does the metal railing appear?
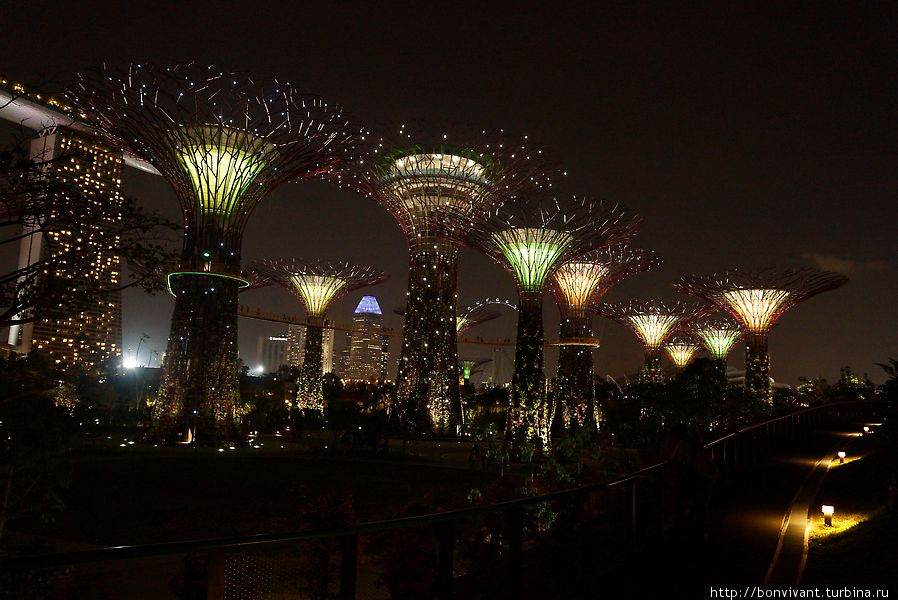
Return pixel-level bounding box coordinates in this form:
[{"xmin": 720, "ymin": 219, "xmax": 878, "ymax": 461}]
[{"xmin": 1, "ymin": 400, "xmax": 886, "ymax": 600}]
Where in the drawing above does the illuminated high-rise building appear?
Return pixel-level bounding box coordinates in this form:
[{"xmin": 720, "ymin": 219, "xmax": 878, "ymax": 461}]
[
  {"xmin": 12, "ymin": 129, "xmax": 124, "ymax": 369},
  {"xmin": 286, "ymin": 324, "xmax": 335, "ymax": 373},
  {"xmin": 255, "ymin": 334, "xmax": 287, "ymax": 373},
  {"xmin": 348, "ymin": 295, "xmax": 385, "ymax": 382}
]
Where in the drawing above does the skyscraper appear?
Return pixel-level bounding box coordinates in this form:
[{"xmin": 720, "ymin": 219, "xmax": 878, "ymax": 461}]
[
  {"xmin": 10, "ymin": 129, "xmax": 124, "ymax": 368},
  {"xmin": 286, "ymin": 324, "xmax": 335, "ymax": 373},
  {"xmin": 255, "ymin": 335, "xmax": 287, "ymax": 373},
  {"xmin": 348, "ymin": 295, "xmax": 385, "ymax": 382}
]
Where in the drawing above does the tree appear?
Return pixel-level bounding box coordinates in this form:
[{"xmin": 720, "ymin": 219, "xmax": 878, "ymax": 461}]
[{"xmin": 0, "ymin": 136, "xmax": 179, "ymax": 328}]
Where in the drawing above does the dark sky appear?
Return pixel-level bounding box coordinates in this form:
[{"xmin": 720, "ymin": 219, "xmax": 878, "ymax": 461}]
[{"xmin": 3, "ymin": 2, "xmax": 896, "ymax": 383}]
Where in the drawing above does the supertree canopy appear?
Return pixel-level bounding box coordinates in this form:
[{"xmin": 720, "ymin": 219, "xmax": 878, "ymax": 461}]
[
  {"xmin": 468, "ymin": 197, "xmax": 641, "ymax": 450},
  {"xmin": 549, "ymin": 246, "xmax": 660, "ymax": 430},
  {"xmin": 251, "ymin": 258, "xmax": 386, "ymax": 412},
  {"xmin": 664, "ymin": 334, "xmax": 701, "ymax": 370},
  {"xmin": 674, "ymin": 268, "xmax": 847, "ymax": 397},
  {"xmin": 351, "ymin": 128, "xmax": 555, "ymax": 434},
  {"xmin": 691, "ymin": 315, "xmax": 743, "ymax": 361},
  {"xmin": 456, "ymin": 298, "xmax": 516, "ymax": 333},
  {"xmin": 67, "ymin": 63, "xmax": 362, "ymax": 441},
  {"xmin": 598, "ymin": 299, "xmax": 708, "ymax": 383}
]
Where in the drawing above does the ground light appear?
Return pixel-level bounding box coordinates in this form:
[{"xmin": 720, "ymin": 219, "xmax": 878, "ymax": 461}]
[
  {"xmin": 863, "ymin": 426, "xmax": 870, "ymax": 434},
  {"xmin": 822, "ymin": 504, "xmax": 835, "ymax": 527},
  {"xmin": 838, "ymin": 451, "xmax": 846, "ymax": 464}
]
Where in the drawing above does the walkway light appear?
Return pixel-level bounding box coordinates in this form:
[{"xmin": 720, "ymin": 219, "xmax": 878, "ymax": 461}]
[
  {"xmin": 837, "ymin": 451, "xmax": 846, "ymax": 464},
  {"xmin": 863, "ymin": 426, "xmax": 870, "ymax": 433},
  {"xmin": 822, "ymin": 505, "xmax": 834, "ymax": 527}
]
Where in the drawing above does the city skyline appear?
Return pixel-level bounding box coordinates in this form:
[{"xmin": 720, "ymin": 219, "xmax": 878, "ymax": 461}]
[{"xmin": 0, "ymin": 3, "xmax": 895, "ymax": 385}]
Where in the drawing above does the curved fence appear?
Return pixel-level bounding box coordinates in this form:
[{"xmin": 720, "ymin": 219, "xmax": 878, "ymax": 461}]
[{"xmin": 0, "ymin": 400, "xmax": 886, "ymax": 599}]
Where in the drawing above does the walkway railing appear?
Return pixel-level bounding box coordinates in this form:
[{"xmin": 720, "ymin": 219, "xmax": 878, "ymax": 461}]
[{"xmin": 1, "ymin": 400, "xmax": 886, "ymax": 599}]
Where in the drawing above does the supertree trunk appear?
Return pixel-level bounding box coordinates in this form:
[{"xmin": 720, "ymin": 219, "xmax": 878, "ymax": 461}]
[
  {"xmin": 711, "ymin": 357, "xmax": 729, "ymax": 386},
  {"xmin": 744, "ymin": 331, "xmax": 771, "ymax": 400},
  {"xmin": 642, "ymin": 348, "xmax": 663, "ymax": 383},
  {"xmin": 507, "ymin": 290, "xmax": 550, "ymax": 453},
  {"xmin": 298, "ymin": 318, "xmax": 325, "ymax": 412},
  {"xmin": 157, "ymin": 276, "xmax": 240, "ymax": 443},
  {"xmin": 554, "ymin": 315, "xmax": 595, "ymax": 432},
  {"xmin": 395, "ymin": 238, "xmax": 461, "ymax": 434}
]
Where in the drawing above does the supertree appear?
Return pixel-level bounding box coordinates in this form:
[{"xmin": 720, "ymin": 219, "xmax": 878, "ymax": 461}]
[
  {"xmin": 674, "ymin": 268, "xmax": 848, "ymax": 397},
  {"xmin": 459, "ymin": 358, "xmax": 492, "ymax": 386},
  {"xmin": 598, "ymin": 299, "xmax": 708, "ymax": 383},
  {"xmin": 467, "ymin": 197, "xmax": 641, "ymax": 450},
  {"xmin": 67, "ymin": 63, "xmax": 362, "ymax": 441},
  {"xmin": 250, "ymin": 258, "xmax": 387, "ymax": 412},
  {"xmin": 456, "ymin": 298, "xmax": 516, "ymax": 333},
  {"xmin": 690, "ymin": 315, "xmax": 743, "ymax": 382},
  {"xmin": 351, "ymin": 128, "xmax": 554, "ymax": 434},
  {"xmin": 664, "ymin": 334, "xmax": 701, "ymax": 370},
  {"xmin": 548, "ymin": 245, "xmax": 660, "ymax": 430}
]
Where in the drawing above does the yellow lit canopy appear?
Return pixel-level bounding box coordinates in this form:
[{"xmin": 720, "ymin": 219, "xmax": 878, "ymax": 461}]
[
  {"xmin": 553, "ymin": 261, "xmax": 610, "ymax": 311},
  {"xmin": 174, "ymin": 127, "xmax": 273, "ymax": 216},
  {"xmin": 722, "ymin": 288, "xmax": 790, "ymax": 332},
  {"xmin": 628, "ymin": 313, "xmax": 681, "ymax": 349},
  {"xmin": 289, "ymin": 274, "xmax": 349, "ymax": 318}
]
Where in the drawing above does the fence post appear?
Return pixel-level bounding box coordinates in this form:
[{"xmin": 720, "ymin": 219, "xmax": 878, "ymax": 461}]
[
  {"xmin": 340, "ymin": 534, "xmax": 358, "ymax": 600},
  {"xmin": 437, "ymin": 521, "xmax": 455, "ymax": 600}
]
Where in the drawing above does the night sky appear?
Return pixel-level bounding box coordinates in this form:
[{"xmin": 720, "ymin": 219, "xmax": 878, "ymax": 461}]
[{"xmin": 3, "ymin": 2, "xmax": 896, "ymax": 383}]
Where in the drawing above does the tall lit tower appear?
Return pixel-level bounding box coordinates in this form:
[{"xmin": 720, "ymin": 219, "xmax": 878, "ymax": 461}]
[
  {"xmin": 549, "ymin": 245, "xmax": 660, "ymax": 429},
  {"xmin": 349, "ymin": 295, "xmax": 386, "ymax": 382},
  {"xmin": 663, "ymin": 334, "xmax": 700, "ymax": 371},
  {"xmin": 251, "ymin": 259, "xmax": 386, "ymax": 411},
  {"xmin": 352, "ymin": 130, "xmax": 553, "ymax": 433},
  {"xmin": 468, "ymin": 197, "xmax": 640, "ymax": 449},
  {"xmin": 674, "ymin": 268, "xmax": 847, "ymax": 397},
  {"xmin": 13, "ymin": 130, "xmax": 125, "ymax": 369},
  {"xmin": 598, "ymin": 299, "xmax": 708, "ymax": 383},
  {"xmin": 67, "ymin": 63, "xmax": 361, "ymax": 440}
]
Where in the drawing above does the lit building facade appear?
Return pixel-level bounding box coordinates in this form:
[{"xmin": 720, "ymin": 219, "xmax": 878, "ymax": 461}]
[
  {"xmin": 286, "ymin": 324, "xmax": 335, "ymax": 373},
  {"xmin": 255, "ymin": 335, "xmax": 287, "ymax": 373},
  {"xmin": 11, "ymin": 129, "xmax": 124, "ymax": 368},
  {"xmin": 347, "ymin": 295, "xmax": 385, "ymax": 382}
]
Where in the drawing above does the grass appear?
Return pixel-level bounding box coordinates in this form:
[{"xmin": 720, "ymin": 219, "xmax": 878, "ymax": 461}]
[{"xmin": 802, "ymin": 427, "xmax": 898, "ymax": 588}]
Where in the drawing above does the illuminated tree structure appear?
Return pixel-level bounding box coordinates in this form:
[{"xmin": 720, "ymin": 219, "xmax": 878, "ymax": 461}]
[
  {"xmin": 456, "ymin": 298, "xmax": 516, "ymax": 334},
  {"xmin": 68, "ymin": 63, "xmax": 361, "ymax": 441},
  {"xmin": 468, "ymin": 197, "xmax": 640, "ymax": 449},
  {"xmin": 691, "ymin": 315, "xmax": 743, "ymax": 381},
  {"xmin": 664, "ymin": 334, "xmax": 701, "ymax": 371},
  {"xmin": 252, "ymin": 258, "xmax": 386, "ymax": 412},
  {"xmin": 599, "ymin": 299, "xmax": 708, "ymax": 383},
  {"xmin": 549, "ymin": 245, "xmax": 660, "ymax": 430},
  {"xmin": 459, "ymin": 358, "xmax": 491, "ymax": 386},
  {"xmin": 353, "ymin": 130, "xmax": 553, "ymax": 433},
  {"xmin": 674, "ymin": 268, "xmax": 847, "ymax": 397}
]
